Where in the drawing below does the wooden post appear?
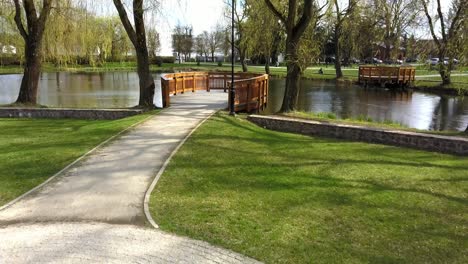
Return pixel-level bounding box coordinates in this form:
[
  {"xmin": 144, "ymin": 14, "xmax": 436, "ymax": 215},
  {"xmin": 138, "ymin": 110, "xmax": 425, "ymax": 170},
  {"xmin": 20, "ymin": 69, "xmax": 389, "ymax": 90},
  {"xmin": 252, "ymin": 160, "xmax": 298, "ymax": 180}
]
[
  {"xmin": 182, "ymin": 76, "xmax": 185, "ymax": 94},
  {"xmin": 223, "ymin": 74, "xmax": 227, "ymax": 92},
  {"xmin": 192, "ymin": 74, "xmax": 196, "ymax": 92},
  {"xmin": 173, "ymin": 77, "xmax": 177, "ymax": 95},
  {"xmin": 206, "ymin": 73, "xmax": 210, "ymax": 92},
  {"xmin": 246, "ymin": 82, "xmax": 251, "ymax": 112}
]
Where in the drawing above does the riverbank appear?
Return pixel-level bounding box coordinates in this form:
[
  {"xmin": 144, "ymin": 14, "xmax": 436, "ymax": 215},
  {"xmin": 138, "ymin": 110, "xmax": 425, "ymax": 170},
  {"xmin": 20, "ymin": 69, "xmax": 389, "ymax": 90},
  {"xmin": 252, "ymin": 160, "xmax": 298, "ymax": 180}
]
[
  {"xmin": 283, "ymin": 111, "xmax": 468, "ymax": 137},
  {"xmin": 2, "ymin": 62, "xmax": 466, "ymax": 94},
  {"xmin": 149, "ymin": 111, "xmax": 468, "ymax": 263}
]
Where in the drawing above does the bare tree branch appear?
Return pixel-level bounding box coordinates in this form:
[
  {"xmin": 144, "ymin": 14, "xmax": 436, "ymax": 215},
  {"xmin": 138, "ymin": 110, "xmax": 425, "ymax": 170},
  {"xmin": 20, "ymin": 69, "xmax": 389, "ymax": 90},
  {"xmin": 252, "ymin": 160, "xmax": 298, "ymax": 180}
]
[
  {"xmin": 264, "ymin": 0, "xmax": 287, "ymax": 25},
  {"xmin": 13, "ymin": 0, "xmax": 28, "ymax": 40},
  {"xmin": 113, "ymin": 0, "xmax": 138, "ymax": 46}
]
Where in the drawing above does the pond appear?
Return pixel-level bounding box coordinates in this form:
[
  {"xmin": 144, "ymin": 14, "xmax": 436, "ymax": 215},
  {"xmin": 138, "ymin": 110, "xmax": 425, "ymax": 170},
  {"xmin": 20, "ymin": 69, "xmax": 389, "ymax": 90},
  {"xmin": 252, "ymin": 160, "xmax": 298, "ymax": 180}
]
[
  {"xmin": 1, "ymin": 72, "xmax": 467, "ymax": 131},
  {"xmin": 266, "ymin": 79, "xmax": 468, "ymax": 132},
  {"xmin": 0, "ymin": 72, "xmax": 159, "ymax": 108}
]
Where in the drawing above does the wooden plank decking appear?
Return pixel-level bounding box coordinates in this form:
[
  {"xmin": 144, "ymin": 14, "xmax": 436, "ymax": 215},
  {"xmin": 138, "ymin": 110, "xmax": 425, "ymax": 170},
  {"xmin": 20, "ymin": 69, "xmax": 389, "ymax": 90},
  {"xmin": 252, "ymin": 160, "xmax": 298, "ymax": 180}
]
[
  {"xmin": 358, "ymin": 66, "xmax": 416, "ymax": 87},
  {"xmin": 161, "ymin": 72, "xmax": 269, "ymax": 113}
]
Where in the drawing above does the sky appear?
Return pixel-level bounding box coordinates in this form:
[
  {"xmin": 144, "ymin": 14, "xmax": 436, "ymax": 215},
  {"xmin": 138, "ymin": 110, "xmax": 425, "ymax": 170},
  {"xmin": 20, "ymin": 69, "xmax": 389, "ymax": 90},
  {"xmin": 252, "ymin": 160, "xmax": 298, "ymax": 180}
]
[{"xmin": 156, "ymin": 0, "xmax": 226, "ymax": 55}]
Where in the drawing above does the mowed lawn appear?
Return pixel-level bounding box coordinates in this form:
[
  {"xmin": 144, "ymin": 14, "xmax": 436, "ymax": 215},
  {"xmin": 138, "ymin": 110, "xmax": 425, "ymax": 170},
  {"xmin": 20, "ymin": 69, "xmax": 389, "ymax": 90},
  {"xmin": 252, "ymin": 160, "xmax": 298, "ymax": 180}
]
[
  {"xmin": 150, "ymin": 112, "xmax": 468, "ymax": 264},
  {"xmin": 0, "ymin": 112, "xmax": 155, "ymax": 206}
]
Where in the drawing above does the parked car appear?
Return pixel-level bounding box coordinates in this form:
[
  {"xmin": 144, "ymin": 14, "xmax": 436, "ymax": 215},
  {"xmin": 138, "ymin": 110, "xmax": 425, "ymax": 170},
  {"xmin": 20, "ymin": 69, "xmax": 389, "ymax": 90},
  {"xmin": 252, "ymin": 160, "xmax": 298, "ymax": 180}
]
[
  {"xmin": 444, "ymin": 57, "xmax": 459, "ymax": 64},
  {"xmin": 427, "ymin": 58, "xmax": 440, "ymax": 65},
  {"xmin": 373, "ymin": 57, "xmax": 383, "ymax": 64},
  {"xmin": 350, "ymin": 58, "xmax": 360, "ymax": 64},
  {"xmin": 325, "ymin": 56, "xmax": 336, "ymax": 64}
]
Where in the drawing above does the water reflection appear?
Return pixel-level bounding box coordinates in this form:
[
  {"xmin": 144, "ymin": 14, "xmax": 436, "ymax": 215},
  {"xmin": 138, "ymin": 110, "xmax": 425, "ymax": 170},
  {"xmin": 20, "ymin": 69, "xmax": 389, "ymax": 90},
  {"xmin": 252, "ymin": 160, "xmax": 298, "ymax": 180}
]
[
  {"xmin": 266, "ymin": 79, "xmax": 468, "ymax": 131},
  {"xmin": 0, "ymin": 72, "xmax": 158, "ymax": 108},
  {"xmin": 0, "ymin": 73, "xmax": 467, "ymax": 131}
]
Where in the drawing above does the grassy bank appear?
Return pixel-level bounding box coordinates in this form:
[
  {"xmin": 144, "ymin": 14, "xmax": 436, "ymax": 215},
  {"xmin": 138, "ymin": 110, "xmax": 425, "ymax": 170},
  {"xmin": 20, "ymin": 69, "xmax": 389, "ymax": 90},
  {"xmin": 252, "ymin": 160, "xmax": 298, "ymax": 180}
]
[
  {"xmin": 0, "ymin": 111, "xmax": 157, "ymax": 207},
  {"xmin": 2, "ymin": 62, "xmax": 466, "ymax": 92},
  {"xmin": 283, "ymin": 111, "xmax": 468, "ymax": 138},
  {"xmin": 149, "ymin": 112, "xmax": 468, "ymax": 263}
]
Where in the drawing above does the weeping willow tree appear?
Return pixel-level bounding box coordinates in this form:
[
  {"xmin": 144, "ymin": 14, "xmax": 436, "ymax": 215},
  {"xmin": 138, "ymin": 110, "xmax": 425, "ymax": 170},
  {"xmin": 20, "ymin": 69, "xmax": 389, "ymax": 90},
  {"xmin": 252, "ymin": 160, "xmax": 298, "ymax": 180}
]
[
  {"xmin": 0, "ymin": 2, "xmax": 25, "ymax": 64},
  {"xmin": 41, "ymin": 1, "xmax": 131, "ymax": 66},
  {"xmin": 244, "ymin": 0, "xmax": 283, "ymax": 74}
]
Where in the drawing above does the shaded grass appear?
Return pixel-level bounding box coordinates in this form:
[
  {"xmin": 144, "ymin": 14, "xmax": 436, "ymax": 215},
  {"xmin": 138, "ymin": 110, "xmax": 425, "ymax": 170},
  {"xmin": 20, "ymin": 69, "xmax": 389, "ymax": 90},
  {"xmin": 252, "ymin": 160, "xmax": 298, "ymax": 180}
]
[
  {"xmin": 150, "ymin": 111, "xmax": 468, "ymax": 264},
  {"xmin": 0, "ymin": 111, "xmax": 157, "ymax": 206}
]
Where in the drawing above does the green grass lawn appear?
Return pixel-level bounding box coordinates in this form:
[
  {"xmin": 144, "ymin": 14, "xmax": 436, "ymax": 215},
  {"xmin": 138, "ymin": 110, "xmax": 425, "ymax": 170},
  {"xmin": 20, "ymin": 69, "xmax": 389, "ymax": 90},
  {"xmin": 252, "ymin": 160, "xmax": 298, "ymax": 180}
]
[
  {"xmin": 149, "ymin": 112, "xmax": 468, "ymax": 264},
  {"xmin": 0, "ymin": 111, "xmax": 156, "ymax": 207}
]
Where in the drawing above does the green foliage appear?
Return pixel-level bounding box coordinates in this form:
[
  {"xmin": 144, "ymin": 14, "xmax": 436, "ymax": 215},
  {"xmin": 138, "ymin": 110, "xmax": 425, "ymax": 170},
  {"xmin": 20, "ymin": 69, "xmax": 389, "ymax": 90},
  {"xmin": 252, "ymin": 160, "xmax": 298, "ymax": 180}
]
[{"xmin": 150, "ymin": 112, "xmax": 468, "ymax": 263}]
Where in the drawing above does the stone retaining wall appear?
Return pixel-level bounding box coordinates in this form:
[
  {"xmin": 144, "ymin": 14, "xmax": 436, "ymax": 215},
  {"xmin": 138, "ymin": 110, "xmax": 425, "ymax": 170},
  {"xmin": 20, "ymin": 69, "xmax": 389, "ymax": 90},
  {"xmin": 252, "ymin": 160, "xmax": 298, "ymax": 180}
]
[
  {"xmin": 248, "ymin": 115, "xmax": 468, "ymax": 156},
  {"xmin": 0, "ymin": 108, "xmax": 145, "ymax": 120}
]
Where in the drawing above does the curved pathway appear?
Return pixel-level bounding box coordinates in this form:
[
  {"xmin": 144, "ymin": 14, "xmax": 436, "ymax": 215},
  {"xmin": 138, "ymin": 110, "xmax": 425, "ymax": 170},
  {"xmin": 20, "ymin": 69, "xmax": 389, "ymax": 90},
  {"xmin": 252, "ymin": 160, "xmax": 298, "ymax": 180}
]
[{"xmin": 0, "ymin": 91, "xmax": 260, "ymax": 263}]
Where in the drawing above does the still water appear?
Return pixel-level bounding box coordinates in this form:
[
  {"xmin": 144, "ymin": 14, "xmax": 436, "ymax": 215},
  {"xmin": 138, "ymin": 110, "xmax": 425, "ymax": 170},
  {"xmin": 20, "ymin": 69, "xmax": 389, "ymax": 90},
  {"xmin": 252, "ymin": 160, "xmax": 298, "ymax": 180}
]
[{"xmin": 1, "ymin": 72, "xmax": 467, "ymax": 131}]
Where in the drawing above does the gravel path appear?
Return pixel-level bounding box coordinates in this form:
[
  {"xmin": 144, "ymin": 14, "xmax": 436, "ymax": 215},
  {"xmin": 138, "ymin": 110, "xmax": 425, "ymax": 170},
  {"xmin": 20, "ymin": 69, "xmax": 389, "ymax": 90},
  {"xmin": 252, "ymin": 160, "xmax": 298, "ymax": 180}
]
[
  {"xmin": 0, "ymin": 91, "xmax": 260, "ymax": 263},
  {"xmin": 0, "ymin": 223, "xmax": 260, "ymax": 263}
]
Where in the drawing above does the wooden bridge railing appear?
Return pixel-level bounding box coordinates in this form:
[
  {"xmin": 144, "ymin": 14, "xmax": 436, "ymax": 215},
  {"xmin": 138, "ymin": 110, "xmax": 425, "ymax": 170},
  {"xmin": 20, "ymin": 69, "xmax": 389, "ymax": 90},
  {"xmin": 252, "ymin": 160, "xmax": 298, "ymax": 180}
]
[
  {"xmin": 161, "ymin": 72, "xmax": 269, "ymax": 112},
  {"xmin": 358, "ymin": 66, "xmax": 416, "ymax": 86},
  {"xmin": 228, "ymin": 75, "xmax": 269, "ymax": 112}
]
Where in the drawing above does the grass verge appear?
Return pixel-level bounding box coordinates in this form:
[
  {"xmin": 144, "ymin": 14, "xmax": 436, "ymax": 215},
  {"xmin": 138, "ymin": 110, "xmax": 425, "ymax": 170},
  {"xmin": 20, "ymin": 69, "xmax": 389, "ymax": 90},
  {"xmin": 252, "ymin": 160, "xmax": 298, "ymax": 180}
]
[
  {"xmin": 283, "ymin": 111, "xmax": 468, "ymax": 138},
  {"xmin": 150, "ymin": 111, "xmax": 468, "ymax": 264},
  {"xmin": 0, "ymin": 111, "xmax": 157, "ymax": 207}
]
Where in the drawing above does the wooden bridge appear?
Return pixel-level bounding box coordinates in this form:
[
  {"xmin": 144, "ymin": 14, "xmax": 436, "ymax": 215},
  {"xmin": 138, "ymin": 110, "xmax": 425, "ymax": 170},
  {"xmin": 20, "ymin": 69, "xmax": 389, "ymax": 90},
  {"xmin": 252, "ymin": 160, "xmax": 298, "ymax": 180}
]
[
  {"xmin": 161, "ymin": 72, "xmax": 269, "ymax": 112},
  {"xmin": 358, "ymin": 66, "xmax": 416, "ymax": 87}
]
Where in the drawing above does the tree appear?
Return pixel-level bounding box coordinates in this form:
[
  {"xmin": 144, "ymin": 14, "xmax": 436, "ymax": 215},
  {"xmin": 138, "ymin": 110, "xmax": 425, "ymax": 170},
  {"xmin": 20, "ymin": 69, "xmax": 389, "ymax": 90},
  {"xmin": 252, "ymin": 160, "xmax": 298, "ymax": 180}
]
[
  {"xmin": 181, "ymin": 26, "xmax": 193, "ymax": 61},
  {"xmin": 421, "ymin": 0, "xmax": 467, "ymax": 85},
  {"xmin": 225, "ymin": 0, "xmax": 249, "ymax": 72},
  {"xmin": 207, "ymin": 26, "xmax": 223, "ymax": 62},
  {"xmin": 264, "ymin": 0, "xmax": 325, "ymax": 112},
  {"xmin": 374, "ymin": 0, "xmax": 420, "ymax": 60},
  {"xmin": 147, "ymin": 28, "xmax": 160, "ymax": 59},
  {"xmin": 330, "ymin": 0, "xmax": 357, "ymax": 78},
  {"xmin": 113, "ymin": 0, "xmax": 155, "ymax": 107},
  {"xmin": 172, "ymin": 25, "xmax": 193, "ymax": 63},
  {"xmin": 244, "ymin": 0, "xmax": 283, "ymax": 74},
  {"xmin": 12, "ymin": 0, "xmax": 52, "ymax": 104}
]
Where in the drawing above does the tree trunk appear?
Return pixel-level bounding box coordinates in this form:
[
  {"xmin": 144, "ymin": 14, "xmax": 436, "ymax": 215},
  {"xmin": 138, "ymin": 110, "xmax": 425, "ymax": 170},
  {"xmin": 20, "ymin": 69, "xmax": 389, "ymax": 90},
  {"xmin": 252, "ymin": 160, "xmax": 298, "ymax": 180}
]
[
  {"xmin": 240, "ymin": 49, "xmax": 248, "ymax": 72},
  {"xmin": 135, "ymin": 49, "xmax": 155, "ymax": 107},
  {"xmin": 16, "ymin": 44, "xmax": 42, "ymax": 104},
  {"xmin": 438, "ymin": 51, "xmax": 451, "ymax": 85},
  {"xmin": 465, "ymin": 124, "xmax": 468, "ymax": 133},
  {"xmin": 13, "ymin": 0, "xmax": 52, "ymax": 105},
  {"xmin": 265, "ymin": 55, "xmax": 270, "ymax": 74},
  {"xmin": 211, "ymin": 52, "xmax": 215, "ymax": 62},
  {"xmin": 113, "ymin": 0, "xmax": 155, "ymax": 108},
  {"xmin": 281, "ymin": 41, "xmax": 301, "ymax": 112},
  {"xmin": 334, "ymin": 28, "xmax": 343, "ymax": 79}
]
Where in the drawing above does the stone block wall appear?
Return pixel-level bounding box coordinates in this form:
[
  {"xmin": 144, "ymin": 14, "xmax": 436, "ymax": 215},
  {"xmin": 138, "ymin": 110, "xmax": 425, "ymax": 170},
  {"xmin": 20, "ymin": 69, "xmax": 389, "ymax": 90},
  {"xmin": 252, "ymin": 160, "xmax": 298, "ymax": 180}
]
[
  {"xmin": 248, "ymin": 115, "xmax": 468, "ymax": 156},
  {"xmin": 0, "ymin": 108, "xmax": 145, "ymax": 120}
]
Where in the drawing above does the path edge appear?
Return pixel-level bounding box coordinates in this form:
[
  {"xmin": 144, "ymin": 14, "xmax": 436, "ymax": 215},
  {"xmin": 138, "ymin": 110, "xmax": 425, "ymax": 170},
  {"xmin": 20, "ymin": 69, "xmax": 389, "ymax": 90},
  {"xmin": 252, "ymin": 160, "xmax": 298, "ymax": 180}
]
[
  {"xmin": 144, "ymin": 111, "xmax": 217, "ymax": 229},
  {"xmin": 0, "ymin": 112, "xmax": 158, "ymax": 212}
]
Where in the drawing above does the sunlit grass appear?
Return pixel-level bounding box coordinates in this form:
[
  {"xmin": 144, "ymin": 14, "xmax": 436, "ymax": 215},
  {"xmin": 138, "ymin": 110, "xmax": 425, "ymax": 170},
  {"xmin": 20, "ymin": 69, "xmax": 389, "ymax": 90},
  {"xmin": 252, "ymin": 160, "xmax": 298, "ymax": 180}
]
[{"xmin": 150, "ymin": 112, "xmax": 468, "ymax": 263}]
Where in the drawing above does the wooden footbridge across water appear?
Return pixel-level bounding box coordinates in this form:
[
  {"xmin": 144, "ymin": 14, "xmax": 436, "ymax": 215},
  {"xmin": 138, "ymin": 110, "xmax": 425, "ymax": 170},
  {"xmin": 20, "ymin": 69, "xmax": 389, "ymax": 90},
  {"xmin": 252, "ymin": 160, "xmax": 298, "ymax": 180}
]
[
  {"xmin": 161, "ymin": 72, "xmax": 269, "ymax": 113},
  {"xmin": 358, "ymin": 66, "xmax": 416, "ymax": 87}
]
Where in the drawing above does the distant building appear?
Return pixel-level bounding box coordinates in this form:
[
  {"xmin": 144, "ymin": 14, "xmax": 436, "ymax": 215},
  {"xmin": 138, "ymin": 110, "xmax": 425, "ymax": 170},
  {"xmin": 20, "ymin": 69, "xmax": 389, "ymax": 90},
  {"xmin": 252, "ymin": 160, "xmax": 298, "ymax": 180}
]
[{"xmin": 0, "ymin": 44, "xmax": 17, "ymax": 55}]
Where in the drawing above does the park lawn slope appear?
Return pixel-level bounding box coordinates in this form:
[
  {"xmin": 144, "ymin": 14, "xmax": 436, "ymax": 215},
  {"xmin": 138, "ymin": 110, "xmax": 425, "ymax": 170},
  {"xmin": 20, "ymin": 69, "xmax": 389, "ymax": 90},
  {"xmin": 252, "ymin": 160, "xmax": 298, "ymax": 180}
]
[
  {"xmin": 0, "ymin": 111, "xmax": 156, "ymax": 207},
  {"xmin": 150, "ymin": 112, "xmax": 468, "ymax": 264}
]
